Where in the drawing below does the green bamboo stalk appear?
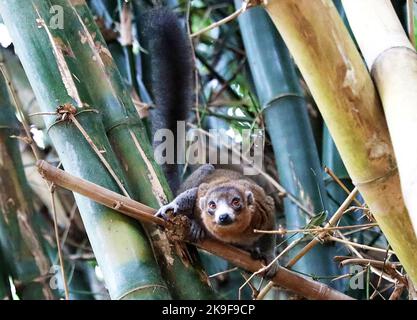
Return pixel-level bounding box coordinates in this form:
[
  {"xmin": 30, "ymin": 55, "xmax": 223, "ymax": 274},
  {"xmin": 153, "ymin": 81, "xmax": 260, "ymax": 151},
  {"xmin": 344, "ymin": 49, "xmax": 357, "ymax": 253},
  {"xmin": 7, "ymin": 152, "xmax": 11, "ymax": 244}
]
[
  {"xmin": 34, "ymin": 215, "xmax": 97, "ymax": 300},
  {"xmin": 236, "ymin": 3, "xmax": 343, "ymax": 287},
  {"xmin": 117, "ymin": 0, "xmax": 139, "ymax": 95},
  {"xmin": 0, "ymin": 249, "xmax": 11, "ymax": 299},
  {"xmin": 321, "ymin": 126, "xmax": 369, "ymax": 254},
  {"xmin": 0, "ymin": 70, "xmax": 56, "ymax": 299},
  {"xmin": 265, "ymin": 0, "xmax": 417, "ymax": 285},
  {"xmin": 0, "ymin": 0, "xmax": 171, "ymax": 300},
  {"xmin": 342, "ymin": 0, "xmax": 417, "ymax": 260},
  {"xmin": 53, "ymin": 0, "xmax": 214, "ymax": 299},
  {"xmin": 0, "ymin": 52, "xmax": 96, "ymax": 300},
  {"xmin": 1, "ymin": 49, "xmax": 45, "ymax": 131},
  {"xmin": 323, "ymin": 2, "xmax": 356, "ymax": 210}
]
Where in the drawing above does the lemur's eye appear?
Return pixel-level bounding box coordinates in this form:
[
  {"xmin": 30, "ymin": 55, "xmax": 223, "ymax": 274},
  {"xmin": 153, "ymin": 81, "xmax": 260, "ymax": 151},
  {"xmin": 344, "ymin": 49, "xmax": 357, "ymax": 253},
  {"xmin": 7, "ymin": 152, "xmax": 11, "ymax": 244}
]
[
  {"xmin": 232, "ymin": 198, "xmax": 241, "ymax": 207},
  {"xmin": 208, "ymin": 201, "xmax": 216, "ymax": 210}
]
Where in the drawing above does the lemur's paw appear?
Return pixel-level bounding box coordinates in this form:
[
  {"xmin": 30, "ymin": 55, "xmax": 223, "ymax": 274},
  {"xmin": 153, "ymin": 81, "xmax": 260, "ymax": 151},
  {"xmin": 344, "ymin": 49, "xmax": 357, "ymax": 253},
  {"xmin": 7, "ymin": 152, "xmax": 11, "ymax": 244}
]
[
  {"xmin": 155, "ymin": 202, "xmax": 179, "ymax": 220},
  {"xmin": 263, "ymin": 261, "xmax": 278, "ymax": 279},
  {"xmin": 249, "ymin": 248, "xmax": 264, "ymax": 261},
  {"xmin": 189, "ymin": 220, "xmax": 205, "ymax": 242}
]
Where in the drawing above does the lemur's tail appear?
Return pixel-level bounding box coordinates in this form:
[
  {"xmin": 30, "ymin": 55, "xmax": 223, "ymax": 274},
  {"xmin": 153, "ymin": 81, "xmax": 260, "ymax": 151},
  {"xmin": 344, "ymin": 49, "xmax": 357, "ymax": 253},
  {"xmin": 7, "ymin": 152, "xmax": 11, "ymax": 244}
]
[{"xmin": 141, "ymin": 7, "xmax": 193, "ymax": 192}]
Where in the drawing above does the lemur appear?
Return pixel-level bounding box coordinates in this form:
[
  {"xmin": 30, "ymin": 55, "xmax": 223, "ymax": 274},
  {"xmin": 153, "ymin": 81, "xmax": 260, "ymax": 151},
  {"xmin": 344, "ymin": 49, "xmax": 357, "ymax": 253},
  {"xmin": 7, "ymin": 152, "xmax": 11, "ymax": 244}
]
[{"xmin": 143, "ymin": 7, "xmax": 278, "ymax": 277}]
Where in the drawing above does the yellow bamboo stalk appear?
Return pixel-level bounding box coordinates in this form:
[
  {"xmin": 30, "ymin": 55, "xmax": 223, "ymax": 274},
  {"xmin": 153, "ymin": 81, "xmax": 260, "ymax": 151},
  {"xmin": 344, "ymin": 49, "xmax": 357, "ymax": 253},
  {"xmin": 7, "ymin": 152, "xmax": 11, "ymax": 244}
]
[
  {"xmin": 265, "ymin": 0, "xmax": 417, "ymax": 285},
  {"xmin": 342, "ymin": 0, "xmax": 417, "ymax": 251}
]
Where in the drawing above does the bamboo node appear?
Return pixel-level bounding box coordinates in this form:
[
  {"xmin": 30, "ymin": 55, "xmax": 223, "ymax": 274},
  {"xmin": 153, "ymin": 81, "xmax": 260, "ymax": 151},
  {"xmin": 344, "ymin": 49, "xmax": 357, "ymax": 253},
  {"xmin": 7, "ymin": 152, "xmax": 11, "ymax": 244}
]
[
  {"xmin": 116, "ymin": 284, "xmax": 169, "ymax": 300},
  {"xmin": 46, "ymin": 105, "xmax": 100, "ymax": 133},
  {"xmin": 353, "ymin": 165, "xmax": 398, "ymax": 187},
  {"xmin": 371, "ymin": 46, "xmax": 417, "ymax": 78},
  {"xmin": 262, "ymin": 93, "xmax": 305, "ymax": 114},
  {"xmin": 56, "ymin": 103, "xmax": 77, "ymax": 122},
  {"xmin": 106, "ymin": 117, "xmax": 143, "ymax": 134}
]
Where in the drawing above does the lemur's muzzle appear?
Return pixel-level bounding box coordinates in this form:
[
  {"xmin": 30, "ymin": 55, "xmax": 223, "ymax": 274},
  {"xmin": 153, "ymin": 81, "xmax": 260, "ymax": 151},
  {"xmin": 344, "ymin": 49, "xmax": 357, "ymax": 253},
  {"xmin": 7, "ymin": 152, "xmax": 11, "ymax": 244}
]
[{"xmin": 217, "ymin": 213, "xmax": 233, "ymax": 225}]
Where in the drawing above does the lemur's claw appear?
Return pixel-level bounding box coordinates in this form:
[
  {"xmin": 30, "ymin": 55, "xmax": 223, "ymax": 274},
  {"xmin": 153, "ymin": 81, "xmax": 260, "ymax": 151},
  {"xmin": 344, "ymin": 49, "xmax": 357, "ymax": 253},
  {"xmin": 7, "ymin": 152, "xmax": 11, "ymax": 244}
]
[
  {"xmin": 249, "ymin": 248, "xmax": 264, "ymax": 261},
  {"xmin": 189, "ymin": 220, "xmax": 205, "ymax": 242},
  {"xmin": 264, "ymin": 261, "xmax": 278, "ymax": 279},
  {"xmin": 155, "ymin": 202, "xmax": 179, "ymax": 220},
  {"xmin": 249, "ymin": 249, "xmax": 278, "ymax": 278},
  {"xmin": 258, "ymin": 256, "xmax": 278, "ymax": 279}
]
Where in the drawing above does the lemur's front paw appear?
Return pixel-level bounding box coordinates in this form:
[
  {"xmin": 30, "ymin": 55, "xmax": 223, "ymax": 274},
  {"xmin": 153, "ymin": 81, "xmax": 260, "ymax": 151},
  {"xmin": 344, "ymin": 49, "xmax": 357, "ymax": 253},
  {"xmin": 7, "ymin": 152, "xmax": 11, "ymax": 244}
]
[
  {"xmin": 189, "ymin": 220, "xmax": 205, "ymax": 242},
  {"xmin": 249, "ymin": 247, "xmax": 264, "ymax": 261},
  {"xmin": 155, "ymin": 202, "xmax": 179, "ymax": 220},
  {"xmin": 263, "ymin": 261, "xmax": 278, "ymax": 279},
  {"xmin": 250, "ymin": 250, "xmax": 278, "ymax": 278}
]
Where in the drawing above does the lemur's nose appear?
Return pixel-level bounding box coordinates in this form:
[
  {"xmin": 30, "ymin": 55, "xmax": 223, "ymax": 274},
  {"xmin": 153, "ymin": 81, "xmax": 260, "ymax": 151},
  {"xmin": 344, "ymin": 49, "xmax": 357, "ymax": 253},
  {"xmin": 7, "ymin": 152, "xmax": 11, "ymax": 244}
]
[{"xmin": 218, "ymin": 214, "xmax": 232, "ymax": 225}]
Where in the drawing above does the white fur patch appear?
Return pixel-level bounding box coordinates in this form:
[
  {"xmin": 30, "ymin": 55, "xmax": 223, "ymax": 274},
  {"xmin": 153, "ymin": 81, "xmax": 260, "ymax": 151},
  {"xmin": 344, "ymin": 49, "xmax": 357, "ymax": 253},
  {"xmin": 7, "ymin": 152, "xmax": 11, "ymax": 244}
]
[{"xmin": 214, "ymin": 202, "xmax": 235, "ymax": 224}]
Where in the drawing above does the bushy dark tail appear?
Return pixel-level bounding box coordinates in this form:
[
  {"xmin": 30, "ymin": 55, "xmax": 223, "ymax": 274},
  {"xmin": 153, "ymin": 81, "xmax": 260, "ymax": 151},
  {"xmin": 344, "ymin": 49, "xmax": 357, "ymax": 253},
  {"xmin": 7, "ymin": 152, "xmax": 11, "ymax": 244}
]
[{"xmin": 141, "ymin": 7, "xmax": 193, "ymax": 192}]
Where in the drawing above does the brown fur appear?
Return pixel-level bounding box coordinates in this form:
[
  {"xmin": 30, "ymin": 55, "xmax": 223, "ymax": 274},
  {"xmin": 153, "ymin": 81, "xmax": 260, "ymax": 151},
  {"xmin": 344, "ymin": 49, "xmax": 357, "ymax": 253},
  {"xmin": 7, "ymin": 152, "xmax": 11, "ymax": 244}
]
[{"xmin": 195, "ymin": 170, "xmax": 275, "ymax": 247}]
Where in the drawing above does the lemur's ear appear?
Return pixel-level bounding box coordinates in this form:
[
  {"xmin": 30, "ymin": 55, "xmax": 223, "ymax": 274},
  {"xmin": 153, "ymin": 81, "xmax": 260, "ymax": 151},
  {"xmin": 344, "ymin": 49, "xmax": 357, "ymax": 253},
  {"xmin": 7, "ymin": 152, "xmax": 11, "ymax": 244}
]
[
  {"xmin": 199, "ymin": 196, "xmax": 207, "ymax": 210},
  {"xmin": 199, "ymin": 183, "xmax": 209, "ymax": 210},
  {"xmin": 245, "ymin": 191, "xmax": 254, "ymax": 205}
]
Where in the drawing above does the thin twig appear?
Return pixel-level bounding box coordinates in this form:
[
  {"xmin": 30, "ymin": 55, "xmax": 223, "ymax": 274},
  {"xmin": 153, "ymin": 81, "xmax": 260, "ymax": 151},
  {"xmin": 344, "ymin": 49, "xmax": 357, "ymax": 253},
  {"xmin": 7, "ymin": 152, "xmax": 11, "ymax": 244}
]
[
  {"xmin": 0, "ymin": 63, "xmax": 42, "ymax": 161},
  {"xmin": 29, "ymin": 111, "xmax": 59, "ymax": 117},
  {"xmin": 389, "ymin": 282, "xmax": 405, "ymax": 300},
  {"xmin": 69, "ymin": 114, "xmax": 130, "ymax": 198},
  {"xmin": 327, "ymin": 235, "xmax": 395, "ymax": 255},
  {"xmin": 0, "ymin": 60, "xmax": 70, "ymax": 299},
  {"xmin": 186, "ymin": 0, "xmax": 202, "ymax": 127},
  {"xmin": 239, "ymin": 272, "xmax": 258, "ymax": 300},
  {"xmin": 335, "ymin": 257, "xmax": 405, "ymax": 285},
  {"xmin": 286, "ymin": 187, "xmax": 359, "ymax": 268},
  {"xmin": 407, "ymin": 0, "xmax": 416, "ymax": 47},
  {"xmin": 208, "ymin": 267, "xmax": 238, "ymax": 278},
  {"xmin": 60, "ymin": 202, "xmax": 78, "ymax": 248},
  {"xmin": 49, "ymin": 184, "xmax": 69, "ymax": 300},
  {"xmin": 191, "ymin": 0, "xmax": 253, "ymax": 38},
  {"xmin": 371, "ymin": 247, "xmax": 392, "ymax": 299},
  {"xmin": 240, "ymin": 235, "xmax": 304, "ymax": 300},
  {"xmin": 254, "ymin": 223, "xmax": 378, "ymax": 235},
  {"xmin": 336, "ymin": 232, "xmax": 397, "ymax": 284},
  {"xmin": 324, "ymin": 166, "xmax": 362, "ymax": 207}
]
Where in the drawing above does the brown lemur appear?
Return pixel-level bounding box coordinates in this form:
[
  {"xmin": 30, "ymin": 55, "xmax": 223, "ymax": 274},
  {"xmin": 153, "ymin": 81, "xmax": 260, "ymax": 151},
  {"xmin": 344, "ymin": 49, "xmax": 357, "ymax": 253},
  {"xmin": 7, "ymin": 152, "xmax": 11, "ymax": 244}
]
[{"xmin": 143, "ymin": 7, "xmax": 278, "ymax": 277}]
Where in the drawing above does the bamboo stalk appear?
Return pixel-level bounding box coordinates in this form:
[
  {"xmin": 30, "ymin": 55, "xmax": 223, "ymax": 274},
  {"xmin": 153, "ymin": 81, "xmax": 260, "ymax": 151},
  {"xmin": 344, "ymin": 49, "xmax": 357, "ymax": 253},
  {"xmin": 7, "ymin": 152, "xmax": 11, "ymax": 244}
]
[
  {"xmin": 62, "ymin": 0, "xmax": 214, "ymax": 299},
  {"xmin": 265, "ymin": 0, "xmax": 417, "ymax": 286},
  {"xmin": 235, "ymin": 2, "xmax": 343, "ymax": 288},
  {"xmin": 407, "ymin": 0, "xmax": 416, "ymax": 47},
  {"xmin": 0, "ymin": 249, "xmax": 11, "ymax": 299},
  {"xmin": 37, "ymin": 160, "xmax": 354, "ymax": 300},
  {"xmin": 342, "ymin": 0, "xmax": 417, "ymax": 264},
  {"xmin": 0, "ymin": 70, "xmax": 56, "ymax": 299},
  {"xmin": 0, "ymin": 0, "xmax": 171, "ymax": 300}
]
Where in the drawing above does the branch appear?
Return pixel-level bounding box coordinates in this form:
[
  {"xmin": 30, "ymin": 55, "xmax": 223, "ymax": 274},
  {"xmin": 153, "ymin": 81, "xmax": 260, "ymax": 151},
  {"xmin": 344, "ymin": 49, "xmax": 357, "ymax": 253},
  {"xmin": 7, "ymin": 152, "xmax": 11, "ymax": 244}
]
[{"xmin": 37, "ymin": 160, "xmax": 354, "ymax": 300}]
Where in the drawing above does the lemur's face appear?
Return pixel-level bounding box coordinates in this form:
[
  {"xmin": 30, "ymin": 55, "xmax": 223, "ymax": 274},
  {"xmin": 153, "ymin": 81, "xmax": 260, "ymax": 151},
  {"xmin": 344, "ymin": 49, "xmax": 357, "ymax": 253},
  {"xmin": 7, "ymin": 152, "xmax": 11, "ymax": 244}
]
[{"xmin": 199, "ymin": 186, "xmax": 254, "ymax": 240}]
